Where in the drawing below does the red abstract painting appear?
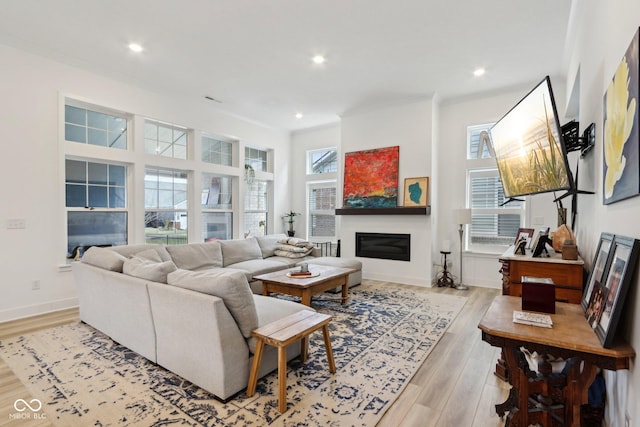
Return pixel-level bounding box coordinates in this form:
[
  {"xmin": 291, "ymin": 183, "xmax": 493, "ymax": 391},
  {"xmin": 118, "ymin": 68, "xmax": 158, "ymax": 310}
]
[{"xmin": 343, "ymin": 146, "xmax": 399, "ymax": 208}]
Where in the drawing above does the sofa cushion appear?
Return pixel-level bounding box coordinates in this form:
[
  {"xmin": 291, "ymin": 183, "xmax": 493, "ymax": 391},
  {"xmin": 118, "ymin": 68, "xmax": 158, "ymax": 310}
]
[
  {"xmin": 134, "ymin": 248, "xmax": 163, "ymax": 262},
  {"xmin": 82, "ymin": 246, "xmax": 128, "ymax": 272},
  {"xmin": 219, "ymin": 237, "xmax": 263, "ymax": 267},
  {"xmin": 123, "ymin": 256, "xmax": 177, "ymax": 283},
  {"xmin": 167, "ymin": 269, "xmax": 258, "ymax": 338},
  {"xmin": 165, "ymin": 242, "xmax": 223, "ymax": 270},
  {"xmin": 255, "ymin": 234, "xmax": 287, "ymax": 258},
  {"xmin": 225, "ymin": 259, "xmax": 293, "ymax": 281}
]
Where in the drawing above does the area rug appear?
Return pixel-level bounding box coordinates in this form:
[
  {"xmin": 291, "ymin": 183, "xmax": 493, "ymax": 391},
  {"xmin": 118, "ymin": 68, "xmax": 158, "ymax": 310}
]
[{"xmin": 0, "ymin": 280, "xmax": 466, "ymax": 426}]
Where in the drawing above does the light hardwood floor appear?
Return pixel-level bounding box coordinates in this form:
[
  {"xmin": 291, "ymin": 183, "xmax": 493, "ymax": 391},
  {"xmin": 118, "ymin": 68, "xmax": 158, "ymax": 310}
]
[{"xmin": 0, "ymin": 285, "xmax": 508, "ymax": 426}]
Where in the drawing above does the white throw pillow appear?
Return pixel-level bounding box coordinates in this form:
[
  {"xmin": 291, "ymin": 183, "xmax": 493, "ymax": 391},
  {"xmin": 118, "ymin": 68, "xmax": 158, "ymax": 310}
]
[
  {"xmin": 123, "ymin": 257, "xmax": 177, "ymax": 283},
  {"xmin": 167, "ymin": 269, "xmax": 258, "ymax": 338},
  {"xmin": 82, "ymin": 247, "xmax": 128, "ymax": 272},
  {"xmin": 219, "ymin": 237, "xmax": 263, "ymax": 267},
  {"xmin": 256, "ymin": 234, "xmax": 288, "ymax": 258}
]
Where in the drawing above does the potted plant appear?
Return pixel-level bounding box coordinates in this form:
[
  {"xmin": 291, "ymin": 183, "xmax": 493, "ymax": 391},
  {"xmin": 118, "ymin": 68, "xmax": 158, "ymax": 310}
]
[{"xmin": 283, "ymin": 211, "xmax": 300, "ymax": 237}]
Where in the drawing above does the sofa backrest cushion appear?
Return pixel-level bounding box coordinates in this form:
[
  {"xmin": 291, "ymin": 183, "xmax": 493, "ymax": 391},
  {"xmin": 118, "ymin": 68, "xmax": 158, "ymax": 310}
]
[
  {"xmin": 256, "ymin": 233, "xmax": 288, "ymax": 258},
  {"xmin": 165, "ymin": 242, "xmax": 223, "ymax": 270},
  {"xmin": 167, "ymin": 269, "xmax": 258, "ymax": 338},
  {"xmin": 82, "ymin": 246, "xmax": 128, "ymax": 272},
  {"xmin": 219, "ymin": 237, "xmax": 263, "ymax": 267},
  {"xmin": 110, "ymin": 244, "xmax": 172, "ymax": 262},
  {"xmin": 123, "ymin": 256, "xmax": 177, "ymax": 283}
]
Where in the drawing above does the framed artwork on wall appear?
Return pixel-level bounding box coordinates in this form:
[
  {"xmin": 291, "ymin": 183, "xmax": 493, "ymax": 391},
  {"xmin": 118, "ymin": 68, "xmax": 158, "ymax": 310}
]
[
  {"xmin": 582, "ymin": 232, "xmax": 615, "ymax": 311},
  {"xmin": 403, "ymin": 177, "xmax": 429, "ymax": 207},
  {"xmin": 594, "ymin": 235, "xmax": 640, "ymax": 347},
  {"xmin": 343, "ymin": 146, "xmax": 399, "ymax": 208},
  {"xmin": 603, "ymin": 27, "xmax": 639, "ymax": 205}
]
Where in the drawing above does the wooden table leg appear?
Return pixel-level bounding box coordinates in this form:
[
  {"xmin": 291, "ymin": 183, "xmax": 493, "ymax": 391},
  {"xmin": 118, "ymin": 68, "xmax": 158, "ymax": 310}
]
[
  {"xmin": 341, "ymin": 278, "xmax": 348, "ymax": 305},
  {"xmin": 322, "ymin": 324, "xmax": 336, "ymax": 373},
  {"xmin": 262, "ymin": 282, "xmax": 270, "ymax": 297},
  {"xmin": 567, "ymin": 360, "xmax": 598, "ymax": 427},
  {"xmin": 247, "ymin": 339, "xmax": 264, "ymax": 396},
  {"xmin": 278, "ymin": 346, "xmax": 288, "ymax": 413},
  {"xmin": 300, "ymin": 336, "xmax": 308, "ymax": 362},
  {"xmin": 301, "ymin": 290, "xmax": 312, "ymax": 306}
]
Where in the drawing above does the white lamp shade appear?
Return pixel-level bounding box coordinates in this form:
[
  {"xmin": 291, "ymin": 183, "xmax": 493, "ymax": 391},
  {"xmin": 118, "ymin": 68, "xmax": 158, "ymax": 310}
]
[{"xmin": 454, "ymin": 208, "xmax": 472, "ymax": 225}]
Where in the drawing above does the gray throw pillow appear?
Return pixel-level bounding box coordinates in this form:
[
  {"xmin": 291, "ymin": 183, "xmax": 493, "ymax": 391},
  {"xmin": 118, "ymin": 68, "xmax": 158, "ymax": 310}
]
[
  {"xmin": 167, "ymin": 269, "xmax": 258, "ymax": 338},
  {"xmin": 165, "ymin": 242, "xmax": 223, "ymax": 270},
  {"xmin": 82, "ymin": 247, "xmax": 128, "ymax": 272},
  {"xmin": 219, "ymin": 237, "xmax": 263, "ymax": 267},
  {"xmin": 123, "ymin": 257, "xmax": 177, "ymax": 283},
  {"xmin": 256, "ymin": 233, "xmax": 288, "ymax": 258}
]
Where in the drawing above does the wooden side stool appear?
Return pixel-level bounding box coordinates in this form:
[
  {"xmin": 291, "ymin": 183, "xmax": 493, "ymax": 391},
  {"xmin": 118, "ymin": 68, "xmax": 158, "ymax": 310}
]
[{"xmin": 246, "ymin": 309, "xmax": 336, "ymax": 413}]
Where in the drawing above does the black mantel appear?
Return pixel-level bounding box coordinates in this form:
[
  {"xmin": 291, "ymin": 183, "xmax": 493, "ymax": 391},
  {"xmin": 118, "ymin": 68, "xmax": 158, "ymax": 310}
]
[{"xmin": 335, "ymin": 206, "xmax": 430, "ymax": 215}]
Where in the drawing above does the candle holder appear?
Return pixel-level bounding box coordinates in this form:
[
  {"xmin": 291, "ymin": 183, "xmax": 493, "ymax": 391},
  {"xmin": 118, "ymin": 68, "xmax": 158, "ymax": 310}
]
[{"xmin": 436, "ymin": 251, "xmax": 455, "ymax": 287}]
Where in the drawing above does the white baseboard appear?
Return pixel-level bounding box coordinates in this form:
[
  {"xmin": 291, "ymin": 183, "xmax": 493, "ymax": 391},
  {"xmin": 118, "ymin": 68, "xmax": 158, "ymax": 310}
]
[{"xmin": 0, "ymin": 298, "xmax": 79, "ymax": 323}]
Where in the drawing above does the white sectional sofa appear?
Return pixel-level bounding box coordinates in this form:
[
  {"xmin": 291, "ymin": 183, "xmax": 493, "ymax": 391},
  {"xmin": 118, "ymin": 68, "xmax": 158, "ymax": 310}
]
[{"xmin": 73, "ymin": 234, "xmax": 361, "ymax": 400}]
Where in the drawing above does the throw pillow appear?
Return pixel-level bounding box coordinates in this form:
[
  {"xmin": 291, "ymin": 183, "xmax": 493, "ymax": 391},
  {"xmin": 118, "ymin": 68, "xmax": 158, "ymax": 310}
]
[
  {"xmin": 219, "ymin": 237, "xmax": 263, "ymax": 267},
  {"xmin": 276, "ymin": 244, "xmax": 312, "ymax": 253},
  {"xmin": 82, "ymin": 247, "xmax": 128, "ymax": 272},
  {"xmin": 256, "ymin": 233, "xmax": 288, "ymax": 258},
  {"xmin": 165, "ymin": 242, "xmax": 223, "ymax": 270},
  {"xmin": 273, "ymin": 249, "xmax": 312, "ymax": 258},
  {"xmin": 167, "ymin": 269, "xmax": 258, "ymax": 338},
  {"xmin": 123, "ymin": 257, "xmax": 177, "ymax": 283}
]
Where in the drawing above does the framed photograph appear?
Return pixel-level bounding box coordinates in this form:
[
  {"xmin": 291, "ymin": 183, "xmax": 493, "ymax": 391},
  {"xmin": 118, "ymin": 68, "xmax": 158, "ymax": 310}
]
[
  {"xmin": 585, "ymin": 281, "xmax": 607, "ymax": 329},
  {"xmin": 582, "ymin": 233, "xmax": 615, "ymax": 311},
  {"xmin": 594, "ymin": 235, "xmax": 640, "ymax": 347},
  {"xmin": 530, "ymin": 227, "xmax": 550, "ymax": 256},
  {"xmin": 403, "ymin": 177, "xmax": 429, "ymax": 207},
  {"xmin": 513, "ymin": 227, "xmax": 535, "ymax": 246}
]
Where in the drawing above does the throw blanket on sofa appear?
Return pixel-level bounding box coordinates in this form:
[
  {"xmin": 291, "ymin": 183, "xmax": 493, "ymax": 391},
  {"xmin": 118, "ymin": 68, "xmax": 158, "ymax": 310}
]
[{"xmin": 275, "ymin": 238, "xmax": 314, "ymax": 258}]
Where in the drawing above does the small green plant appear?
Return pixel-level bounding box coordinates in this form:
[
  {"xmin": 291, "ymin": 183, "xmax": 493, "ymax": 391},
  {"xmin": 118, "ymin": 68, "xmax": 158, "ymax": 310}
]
[{"xmin": 283, "ymin": 211, "xmax": 300, "ymax": 236}]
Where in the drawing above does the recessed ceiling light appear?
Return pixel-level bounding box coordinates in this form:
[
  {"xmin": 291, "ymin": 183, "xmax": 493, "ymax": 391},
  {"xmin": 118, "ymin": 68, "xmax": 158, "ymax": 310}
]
[
  {"xmin": 295, "ymin": 112, "xmax": 304, "ymax": 119},
  {"xmin": 473, "ymin": 68, "xmax": 486, "ymax": 77},
  {"xmin": 312, "ymin": 55, "xmax": 326, "ymax": 65},
  {"xmin": 128, "ymin": 43, "xmax": 144, "ymax": 53}
]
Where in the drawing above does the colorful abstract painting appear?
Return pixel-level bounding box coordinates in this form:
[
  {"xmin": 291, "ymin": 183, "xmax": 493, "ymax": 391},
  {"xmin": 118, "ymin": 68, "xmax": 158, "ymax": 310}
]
[
  {"xmin": 603, "ymin": 27, "xmax": 639, "ymax": 205},
  {"xmin": 343, "ymin": 146, "xmax": 399, "ymax": 208}
]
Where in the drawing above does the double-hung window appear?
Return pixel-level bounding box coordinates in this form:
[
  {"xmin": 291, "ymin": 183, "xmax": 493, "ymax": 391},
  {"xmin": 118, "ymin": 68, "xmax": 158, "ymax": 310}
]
[
  {"xmin": 144, "ymin": 168, "xmax": 189, "ymax": 245},
  {"xmin": 202, "ymin": 173, "xmax": 233, "ymax": 240},
  {"xmin": 466, "ymin": 124, "xmax": 523, "ymax": 252},
  {"xmin": 305, "ymin": 148, "xmax": 338, "ymax": 243}
]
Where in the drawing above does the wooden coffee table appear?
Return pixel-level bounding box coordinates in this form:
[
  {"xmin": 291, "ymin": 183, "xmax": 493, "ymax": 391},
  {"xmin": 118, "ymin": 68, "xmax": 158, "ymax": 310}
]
[{"xmin": 254, "ymin": 265, "xmax": 356, "ymax": 306}]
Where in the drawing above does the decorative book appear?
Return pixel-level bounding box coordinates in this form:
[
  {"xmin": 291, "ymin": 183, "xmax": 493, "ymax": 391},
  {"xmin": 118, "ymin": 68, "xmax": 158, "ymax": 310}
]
[{"xmin": 513, "ymin": 310, "xmax": 553, "ymax": 328}]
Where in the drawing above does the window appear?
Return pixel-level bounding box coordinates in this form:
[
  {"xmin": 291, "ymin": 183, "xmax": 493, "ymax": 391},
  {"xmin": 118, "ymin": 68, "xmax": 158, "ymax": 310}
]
[
  {"xmin": 245, "ymin": 147, "xmax": 268, "ymax": 172},
  {"xmin": 244, "ymin": 179, "xmax": 268, "ymax": 236},
  {"xmin": 307, "ymin": 148, "xmax": 338, "ymax": 174},
  {"xmin": 65, "ymin": 104, "xmax": 127, "ymax": 149},
  {"xmin": 202, "ymin": 174, "xmax": 233, "ymax": 240},
  {"xmin": 202, "ymin": 135, "xmax": 233, "ymax": 166},
  {"xmin": 144, "ymin": 168, "xmax": 188, "ymax": 245},
  {"xmin": 65, "ymin": 159, "xmax": 127, "ymax": 255},
  {"xmin": 144, "ymin": 120, "xmax": 187, "ymax": 159},
  {"xmin": 466, "ymin": 124, "xmax": 523, "ymax": 252},
  {"xmin": 307, "ymin": 182, "xmax": 336, "ymax": 239}
]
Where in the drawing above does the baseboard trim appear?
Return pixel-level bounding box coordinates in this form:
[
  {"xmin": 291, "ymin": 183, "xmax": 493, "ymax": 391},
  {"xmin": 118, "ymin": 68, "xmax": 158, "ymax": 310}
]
[{"xmin": 0, "ymin": 298, "xmax": 79, "ymax": 323}]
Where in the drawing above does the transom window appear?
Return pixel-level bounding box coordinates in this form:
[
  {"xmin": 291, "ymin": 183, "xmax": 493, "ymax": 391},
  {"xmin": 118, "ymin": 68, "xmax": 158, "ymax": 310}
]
[
  {"xmin": 245, "ymin": 147, "xmax": 268, "ymax": 172},
  {"xmin": 144, "ymin": 120, "xmax": 187, "ymax": 159},
  {"xmin": 65, "ymin": 104, "xmax": 127, "ymax": 149},
  {"xmin": 202, "ymin": 135, "xmax": 233, "ymax": 166},
  {"xmin": 307, "ymin": 148, "xmax": 338, "ymax": 174}
]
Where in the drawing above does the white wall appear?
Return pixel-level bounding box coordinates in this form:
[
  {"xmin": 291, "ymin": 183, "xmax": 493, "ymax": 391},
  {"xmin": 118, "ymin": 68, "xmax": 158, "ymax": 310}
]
[
  {"xmin": 564, "ymin": 0, "xmax": 640, "ymax": 424},
  {"xmin": 437, "ymin": 81, "xmax": 570, "ymax": 288},
  {"xmin": 340, "ymin": 99, "xmax": 433, "ymax": 286},
  {"xmin": 0, "ymin": 44, "xmax": 290, "ymax": 322}
]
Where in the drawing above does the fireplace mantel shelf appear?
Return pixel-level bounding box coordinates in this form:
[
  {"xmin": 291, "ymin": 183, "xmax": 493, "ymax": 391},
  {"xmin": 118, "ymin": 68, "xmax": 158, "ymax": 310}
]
[{"xmin": 335, "ymin": 206, "xmax": 430, "ymax": 215}]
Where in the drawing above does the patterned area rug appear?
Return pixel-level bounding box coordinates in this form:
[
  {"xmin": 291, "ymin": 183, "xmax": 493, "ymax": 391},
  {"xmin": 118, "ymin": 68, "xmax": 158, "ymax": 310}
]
[{"xmin": 0, "ymin": 281, "xmax": 466, "ymax": 426}]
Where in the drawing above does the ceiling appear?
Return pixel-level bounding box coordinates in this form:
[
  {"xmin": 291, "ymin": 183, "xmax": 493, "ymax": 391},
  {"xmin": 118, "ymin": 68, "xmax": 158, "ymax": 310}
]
[{"xmin": 0, "ymin": 0, "xmax": 573, "ymax": 132}]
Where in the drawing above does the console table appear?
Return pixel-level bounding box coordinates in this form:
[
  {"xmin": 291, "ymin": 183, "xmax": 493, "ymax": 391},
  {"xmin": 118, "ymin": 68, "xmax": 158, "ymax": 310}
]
[
  {"xmin": 499, "ymin": 245, "xmax": 584, "ymax": 304},
  {"xmin": 479, "ymin": 296, "xmax": 635, "ymax": 427}
]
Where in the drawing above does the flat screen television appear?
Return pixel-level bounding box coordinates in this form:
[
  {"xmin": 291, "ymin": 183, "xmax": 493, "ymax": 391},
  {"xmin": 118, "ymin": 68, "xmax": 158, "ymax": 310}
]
[{"xmin": 489, "ymin": 76, "xmax": 572, "ymax": 200}]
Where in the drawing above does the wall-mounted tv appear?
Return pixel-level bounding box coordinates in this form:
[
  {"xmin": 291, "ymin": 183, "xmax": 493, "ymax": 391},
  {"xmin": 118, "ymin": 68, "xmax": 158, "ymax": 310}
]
[{"xmin": 490, "ymin": 76, "xmax": 572, "ymax": 200}]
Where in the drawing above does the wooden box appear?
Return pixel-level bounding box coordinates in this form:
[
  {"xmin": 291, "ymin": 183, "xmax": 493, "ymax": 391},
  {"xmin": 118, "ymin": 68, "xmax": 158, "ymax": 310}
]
[{"xmin": 521, "ymin": 276, "xmax": 556, "ymax": 313}]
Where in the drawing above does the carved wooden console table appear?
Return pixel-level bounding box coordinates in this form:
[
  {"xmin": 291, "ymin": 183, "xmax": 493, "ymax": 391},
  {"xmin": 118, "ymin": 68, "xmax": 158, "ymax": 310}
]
[{"xmin": 478, "ymin": 296, "xmax": 634, "ymax": 427}]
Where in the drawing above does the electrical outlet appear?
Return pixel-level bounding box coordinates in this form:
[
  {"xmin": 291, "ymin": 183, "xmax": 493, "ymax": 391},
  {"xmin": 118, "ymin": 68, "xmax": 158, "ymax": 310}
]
[
  {"xmin": 32, "ymin": 280, "xmax": 40, "ymax": 290},
  {"xmin": 6, "ymin": 218, "xmax": 26, "ymax": 229}
]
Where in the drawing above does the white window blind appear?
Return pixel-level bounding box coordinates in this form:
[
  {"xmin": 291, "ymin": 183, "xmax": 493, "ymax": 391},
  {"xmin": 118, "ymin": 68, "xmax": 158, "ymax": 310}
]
[{"xmin": 307, "ymin": 182, "xmax": 336, "ymax": 239}]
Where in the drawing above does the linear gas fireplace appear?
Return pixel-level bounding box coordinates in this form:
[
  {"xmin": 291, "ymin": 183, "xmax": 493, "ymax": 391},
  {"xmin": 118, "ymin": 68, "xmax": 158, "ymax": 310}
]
[{"xmin": 355, "ymin": 232, "xmax": 410, "ymax": 261}]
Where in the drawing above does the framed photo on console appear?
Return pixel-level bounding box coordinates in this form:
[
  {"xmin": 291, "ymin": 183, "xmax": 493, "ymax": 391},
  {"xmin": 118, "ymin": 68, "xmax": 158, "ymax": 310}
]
[
  {"xmin": 582, "ymin": 233, "xmax": 615, "ymax": 311},
  {"xmin": 513, "ymin": 227, "xmax": 535, "ymax": 246},
  {"xmin": 594, "ymin": 235, "xmax": 640, "ymax": 347}
]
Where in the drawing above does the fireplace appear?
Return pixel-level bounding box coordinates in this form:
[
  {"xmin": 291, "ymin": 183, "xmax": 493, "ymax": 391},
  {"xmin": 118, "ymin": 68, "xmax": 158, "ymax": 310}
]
[{"xmin": 355, "ymin": 232, "xmax": 410, "ymax": 261}]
